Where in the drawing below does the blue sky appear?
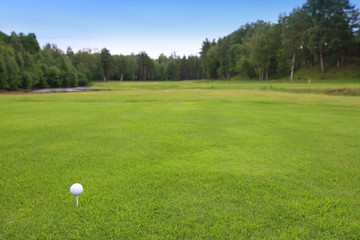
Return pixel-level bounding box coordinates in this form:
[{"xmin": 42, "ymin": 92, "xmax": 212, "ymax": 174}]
[{"xmin": 1, "ymin": 0, "xmax": 358, "ymax": 58}]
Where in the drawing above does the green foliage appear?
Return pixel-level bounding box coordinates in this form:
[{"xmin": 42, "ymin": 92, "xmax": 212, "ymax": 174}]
[
  {"xmin": 111, "ymin": 54, "xmax": 127, "ymax": 80},
  {"xmin": 154, "ymin": 61, "xmax": 167, "ymax": 80},
  {"xmin": 0, "ymin": 32, "xmax": 88, "ymax": 90},
  {"xmin": 21, "ymin": 33, "xmax": 40, "ymax": 53},
  {"xmin": 3, "ymin": 44, "xmax": 20, "ymax": 90},
  {"xmin": 34, "ymin": 64, "xmax": 48, "ymax": 88},
  {"xmin": 166, "ymin": 57, "xmax": 179, "ymax": 80},
  {"xmin": 278, "ymin": 8, "xmax": 308, "ymax": 76},
  {"xmin": 20, "ymin": 71, "xmax": 33, "ymax": 89},
  {"xmin": 137, "ymin": 51, "xmax": 151, "ymax": 81},
  {"xmin": 216, "ymin": 37, "xmax": 231, "ymax": 79},
  {"xmin": 100, "ymin": 48, "xmax": 112, "ymax": 81},
  {"xmin": 205, "ymin": 46, "xmax": 220, "ymax": 79},
  {"xmin": 200, "ymin": 38, "xmax": 214, "ymax": 78},
  {"xmin": 0, "ymin": 54, "xmax": 9, "ymax": 90},
  {"xmin": 46, "ymin": 66, "xmax": 61, "ymax": 87},
  {"xmin": 201, "ymin": 0, "xmax": 360, "ymax": 80},
  {"xmin": 77, "ymin": 72, "xmax": 88, "ymax": 86},
  {"xmin": 79, "ymin": 51, "xmax": 204, "ymax": 82}
]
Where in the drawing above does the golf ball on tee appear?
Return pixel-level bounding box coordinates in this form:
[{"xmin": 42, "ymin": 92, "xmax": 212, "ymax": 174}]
[{"xmin": 70, "ymin": 183, "xmax": 83, "ymax": 196}]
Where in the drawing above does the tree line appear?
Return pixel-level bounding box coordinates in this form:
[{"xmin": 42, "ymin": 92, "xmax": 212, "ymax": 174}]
[
  {"xmin": 0, "ymin": 0, "xmax": 359, "ymax": 90},
  {"xmin": 201, "ymin": 0, "xmax": 359, "ymax": 81},
  {"xmin": 0, "ymin": 31, "xmax": 203, "ymax": 90},
  {"xmin": 0, "ymin": 32, "xmax": 89, "ymax": 90},
  {"xmin": 67, "ymin": 49, "xmax": 203, "ymax": 82}
]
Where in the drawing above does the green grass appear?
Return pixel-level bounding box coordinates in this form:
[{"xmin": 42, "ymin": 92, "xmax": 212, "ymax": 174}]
[
  {"xmin": 1, "ymin": 81, "xmax": 360, "ymax": 239},
  {"xmin": 91, "ymin": 80, "xmax": 360, "ymax": 90},
  {"xmin": 291, "ymin": 60, "xmax": 360, "ymax": 81}
]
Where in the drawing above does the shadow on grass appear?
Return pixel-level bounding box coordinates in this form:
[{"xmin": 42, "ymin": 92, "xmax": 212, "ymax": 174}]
[{"xmin": 271, "ymin": 87, "xmax": 360, "ymax": 96}]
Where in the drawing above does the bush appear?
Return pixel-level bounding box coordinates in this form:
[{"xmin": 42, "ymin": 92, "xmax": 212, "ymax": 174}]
[
  {"xmin": 46, "ymin": 66, "xmax": 61, "ymax": 87},
  {"xmin": 77, "ymin": 72, "xmax": 88, "ymax": 86},
  {"xmin": 20, "ymin": 71, "xmax": 33, "ymax": 89}
]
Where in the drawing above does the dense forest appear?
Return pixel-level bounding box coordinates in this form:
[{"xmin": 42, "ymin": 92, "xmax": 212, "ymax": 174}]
[
  {"xmin": 201, "ymin": 0, "xmax": 360, "ymax": 81},
  {"xmin": 0, "ymin": 33, "xmax": 89, "ymax": 90},
  {"xmin": 0, "ymin": 0, "xmax": 359, "ymax": 90}
]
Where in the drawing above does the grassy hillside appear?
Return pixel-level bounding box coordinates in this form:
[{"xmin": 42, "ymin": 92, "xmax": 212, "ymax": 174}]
[
  {"xmin": 231, "ymin": 59, "xmax": 360, "ymax": 83},
  {"xmin": 1, "ymin": 81, "xmax": 360, "ymax": 239},
  {"xmin": 292, "ymin": 60, "xmax": 360, "ymax": 82}
]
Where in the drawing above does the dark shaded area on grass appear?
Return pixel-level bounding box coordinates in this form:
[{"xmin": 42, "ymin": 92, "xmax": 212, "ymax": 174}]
[{"xmin": 273, "ymin": 87, "xmax": 360, "ymax": 96}]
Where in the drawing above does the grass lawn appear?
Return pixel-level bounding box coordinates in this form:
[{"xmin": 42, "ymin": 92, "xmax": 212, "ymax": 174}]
[{"xmin": 1, "ymin": 81, "xmax": 360, "ymax": 239}]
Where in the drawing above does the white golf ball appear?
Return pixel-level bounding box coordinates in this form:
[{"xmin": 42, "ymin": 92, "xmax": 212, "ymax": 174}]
[{"xmin": 70, "ymin": 183, "xmax": 83, "ymax": 196}]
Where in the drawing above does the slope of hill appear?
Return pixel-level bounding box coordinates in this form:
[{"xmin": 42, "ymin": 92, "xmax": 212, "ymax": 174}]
[
  {"xmin": 231, "ymin": 59, "xmax": 360, "ymax": 83},
  {"xmin": 291, "ymin": 60, "xmax": 360, "ymax": 82}
]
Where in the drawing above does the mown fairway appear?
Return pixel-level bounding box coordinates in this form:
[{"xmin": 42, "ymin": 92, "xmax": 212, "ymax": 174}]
[{"xmin": 1, "ymin": 81, "xmax": 360, "ymax": 239}]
